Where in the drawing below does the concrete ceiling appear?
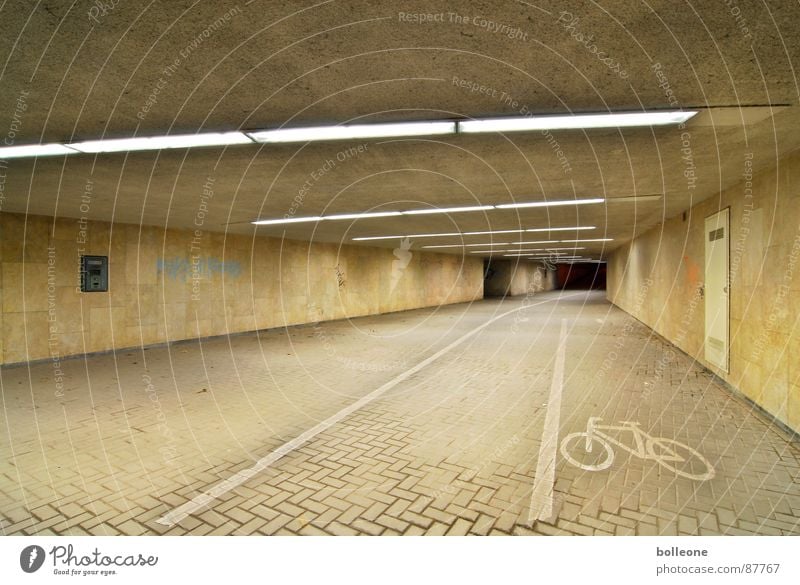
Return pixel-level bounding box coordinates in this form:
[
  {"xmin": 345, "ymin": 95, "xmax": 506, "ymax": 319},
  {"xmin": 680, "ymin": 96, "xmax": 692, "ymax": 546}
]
[{"xmin": 1, "ymin": 0, "xmax": 799, "ymax": 259}]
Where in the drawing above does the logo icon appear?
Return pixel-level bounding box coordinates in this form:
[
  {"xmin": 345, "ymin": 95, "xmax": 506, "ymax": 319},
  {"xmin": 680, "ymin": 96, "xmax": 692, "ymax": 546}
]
[
  {"xmin": 20, "ymin": 545, "xmax": 46, "ymax": 573},
  {"xmin": 390, "ymin": 237, "xmax": 413, "ymax": 293}
]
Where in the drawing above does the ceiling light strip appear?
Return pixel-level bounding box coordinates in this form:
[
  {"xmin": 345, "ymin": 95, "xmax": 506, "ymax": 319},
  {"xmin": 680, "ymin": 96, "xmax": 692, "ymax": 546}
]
[
  {"xmin": 496, "ymin": 198, "xmax": 604, "ymax": 209},
  {"xmin": 254, "ymin": 199, "xmax": 604, "ymax": 226},
  {"xmin": 458, "ymin": 111, "xmax": 696, "ymax": 133},
  {"xmin": 402, "ymin": 205, "xmax": 494, "ymax": 215},
  {"xmin": 247, "ymin": 121, "xmax": 456, "ymax": 143},
  {"xmin": 1, "ymin": 110, "xmax": 695, "ymax": 160},
  {"xmin": 424, "ymin": 239, "xmax": 606, "ymax": 249},
  {"xmin": 352, "ymin": 226, "xmax": 595, "ymax": 241}
]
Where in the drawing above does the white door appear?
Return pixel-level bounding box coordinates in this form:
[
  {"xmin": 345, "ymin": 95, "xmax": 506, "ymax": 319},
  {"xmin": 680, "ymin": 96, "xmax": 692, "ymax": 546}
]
[{"xmin": 704, "ymin": 208, "xmax": 730, "ymax": 372}]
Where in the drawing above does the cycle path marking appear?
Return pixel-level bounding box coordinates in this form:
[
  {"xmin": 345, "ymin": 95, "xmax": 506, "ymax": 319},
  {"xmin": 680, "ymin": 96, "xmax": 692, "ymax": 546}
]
[
  {"xmin": 157, "ymin": 293, "xmax": 583, "ymax": 528},
  {"xmin": 528, "ymin": 318, "xmax": 569, "ymax": 525}
]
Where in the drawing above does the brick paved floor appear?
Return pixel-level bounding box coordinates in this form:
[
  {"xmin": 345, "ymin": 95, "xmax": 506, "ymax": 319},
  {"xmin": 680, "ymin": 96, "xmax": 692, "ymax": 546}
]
[{"xmin": 1, "ymin": 290, "xmax": 798, "ymax": 535}]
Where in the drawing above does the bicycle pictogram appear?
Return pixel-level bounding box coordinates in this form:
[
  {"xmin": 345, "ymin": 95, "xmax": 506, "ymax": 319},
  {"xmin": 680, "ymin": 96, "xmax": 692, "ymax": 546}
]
[{"xmin": 560, "ymin": 418, "xmax": 715, "ymax": 481}]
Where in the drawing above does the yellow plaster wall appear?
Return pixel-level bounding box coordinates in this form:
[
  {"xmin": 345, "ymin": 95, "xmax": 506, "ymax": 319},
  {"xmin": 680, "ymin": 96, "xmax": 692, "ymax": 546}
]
[
  {"xmin": 0, "ymin": 212, "xmax": 484, "ymax": 365},
  {"xmin": 607, "ymin": 149, "xmax": 800, "ymax": 432}
]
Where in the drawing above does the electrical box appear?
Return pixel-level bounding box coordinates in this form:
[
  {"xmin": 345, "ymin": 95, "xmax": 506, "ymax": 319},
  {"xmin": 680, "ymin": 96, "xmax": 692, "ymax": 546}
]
[{"xmin": 81, "ymin": 255, "xmax": 108, "ymax": 292}]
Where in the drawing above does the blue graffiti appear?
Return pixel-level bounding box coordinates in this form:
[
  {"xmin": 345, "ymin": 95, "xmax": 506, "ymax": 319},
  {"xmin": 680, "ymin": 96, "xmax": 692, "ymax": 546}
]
[{"xmin": 157, "ymin": 256, "xmax": 242, "ymax": 280}]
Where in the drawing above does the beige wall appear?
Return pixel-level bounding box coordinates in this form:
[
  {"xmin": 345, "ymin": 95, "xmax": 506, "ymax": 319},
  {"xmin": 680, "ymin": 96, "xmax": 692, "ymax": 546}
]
[
  {"xmin": 0, "ymin": 212, "xmax": 484, "ymax": 365},
  {"xmin": 607, "ymin": 149, "xmax": 800, "ymax": 433},
  {"xmin": 484, "ymin": 259, "xmax": 556, "ymax": 297}
]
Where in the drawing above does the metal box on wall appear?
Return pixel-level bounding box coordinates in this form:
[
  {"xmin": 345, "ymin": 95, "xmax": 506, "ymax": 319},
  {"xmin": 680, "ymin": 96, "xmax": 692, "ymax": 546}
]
[{"xmin": 80, "ymin": 255, "xmax": 108, "ymax": 292}]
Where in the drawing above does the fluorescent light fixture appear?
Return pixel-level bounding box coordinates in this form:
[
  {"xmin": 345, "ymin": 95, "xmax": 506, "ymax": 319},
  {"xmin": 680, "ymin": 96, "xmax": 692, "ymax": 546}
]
[
  {"xmin": 0, "ymin": 143, "xmax": 78, "ymax": 159},
  {"xmin": 526, "ymin": 226, "xmax": 595, "ymax": 232},
  {"xmin": 504, "ymin": 254, "xmax": 585, "ymax": 258},
  {"xmin": 607, "ymin": 195, "xmax": 663, "ymax": 203},
  {"xmin": 0, "ymin": 111, "xmax": 696, "ymax": 160},
  {"xmin": 509, "ymin": 240, "xmax": 559, "ymax": 245},
  {"xmin": 351, "ymin": 235, "xmax": 405, "ymax": 241},
  {"xmin": 559, "ymin": 238, "xmax": 614, "ymax": 243},
  {"xmin": 352, "ymin": 232, "xmax": 463, "ymax": 241},
  {"xmin": 422, "ymin": 242, "xmax": 511, "ymax": 249},
  {"xmin": 408, "ymin": 232, "xmax": 463, "ymax": 237},
  {"xmin": 505, "ymin": 255, "xmax": 572, "ymax": 258},
  {"xmin": 253, "ymin": 211, "xmax": 404, "ymax": 225},
  {"xmin": 496, "ymin": 198, "xmax": 604, "ymax": 210},
  {"xmin": 70, "ymin": 132, "xmax": 253, "ymax": 153},
  {"xmin": 323, "ymin": 211, "xmax": 402, "ymax": 221},
  {"xmin": 463, "ymin": 229, "xmax": 525, "ymax": 236},
  {"xmin": 252, "ymin": 216, "xmax": 322, "ymax": 226},
  {"xmin": 402, "ymin": 205, "xmax": 494, "ymax": 215},
  {"xmin": 351, "ymin": 227, "xmax": 589, "ymax": 241},
  {"xmin": 458, "ymin": 110, "xmax": 696, "ymax": 133},
  {"xmin": 470, "ymin": 248, "xmax": 579, "ymax": 254},
  {"xmin": 248, "ymin": 121, "xmax": 456, "ymax": 143}
]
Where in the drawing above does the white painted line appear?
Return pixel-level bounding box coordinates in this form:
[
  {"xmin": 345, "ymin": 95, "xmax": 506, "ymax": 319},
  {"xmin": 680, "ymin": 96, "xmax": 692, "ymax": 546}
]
[
  {"xmin": 528, "ymin": 318, "xmax": 568, "ymax": 525},
  {"xmin": 157, "ymin": 293, "xmax": 582, "ymax": 527}
]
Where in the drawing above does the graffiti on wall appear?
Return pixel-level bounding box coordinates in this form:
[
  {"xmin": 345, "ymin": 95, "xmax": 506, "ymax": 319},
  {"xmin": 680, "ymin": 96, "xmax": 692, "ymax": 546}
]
[{"xmin": 157, "ymin": 257, "xmax": 242, "ymax": 281}]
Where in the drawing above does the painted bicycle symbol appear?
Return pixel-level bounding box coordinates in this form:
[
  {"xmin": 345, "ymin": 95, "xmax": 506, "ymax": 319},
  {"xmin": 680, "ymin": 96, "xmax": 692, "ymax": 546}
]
[{"xmin": 560, "ymin": 418, "xmax": 715, "ymax": 481}]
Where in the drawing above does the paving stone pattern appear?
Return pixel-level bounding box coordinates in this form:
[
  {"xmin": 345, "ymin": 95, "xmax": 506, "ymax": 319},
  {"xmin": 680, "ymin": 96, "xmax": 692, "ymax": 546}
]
[{"xmin": 1, "ymin": 291, "xmax": 798, "ymax": 535}]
